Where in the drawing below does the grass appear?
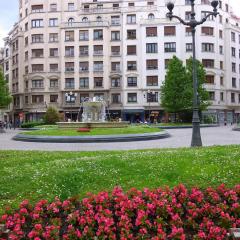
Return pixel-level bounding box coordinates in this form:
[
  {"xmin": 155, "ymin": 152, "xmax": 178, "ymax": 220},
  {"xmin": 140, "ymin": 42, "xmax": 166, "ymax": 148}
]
[
  {"xmin": 0, "ymin": 146, "xmax": 240, "ymax": 212},
  {"xmin": 22, "ymin": 125, "xmax": 161, "ymax": 136}
]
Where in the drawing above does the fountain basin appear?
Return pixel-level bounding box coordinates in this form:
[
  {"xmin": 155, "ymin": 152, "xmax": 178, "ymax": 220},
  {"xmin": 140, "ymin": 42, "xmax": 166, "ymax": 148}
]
[{"xmin": 57, "ymin": 121, "xmax": 130, "ymax": 129}]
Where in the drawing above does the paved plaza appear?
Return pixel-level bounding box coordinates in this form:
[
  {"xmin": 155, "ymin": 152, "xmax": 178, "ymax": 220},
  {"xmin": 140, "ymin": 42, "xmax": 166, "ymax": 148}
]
[{"xmin": 0, "ymin": 126, "xmax": 239, "ymax": 151}]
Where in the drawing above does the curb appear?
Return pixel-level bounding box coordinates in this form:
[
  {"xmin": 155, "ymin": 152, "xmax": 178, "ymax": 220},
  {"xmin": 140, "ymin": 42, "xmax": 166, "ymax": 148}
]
[
  {"xmin": 158, "ymin": 124, "xmax": 219, "ymax": 129},
  {"xmin": 12, "ymin": 131, "xmax": 170, "ymax": 143}
]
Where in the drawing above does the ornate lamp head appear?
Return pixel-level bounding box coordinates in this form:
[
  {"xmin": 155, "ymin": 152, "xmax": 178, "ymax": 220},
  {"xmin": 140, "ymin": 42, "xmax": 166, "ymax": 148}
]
[
  {"xmin": 165, "ymin": 0, "xmax": 176, "ymax": 19},
  {"xmin": 210, "ymin": 0, "xmax": 219, "ymax": 14}
]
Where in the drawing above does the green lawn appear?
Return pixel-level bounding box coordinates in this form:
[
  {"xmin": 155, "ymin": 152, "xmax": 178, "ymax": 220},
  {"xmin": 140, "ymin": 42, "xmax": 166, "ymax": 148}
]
[
  {"xmin": 22, "ymin": 125, "xmax": 161, "ymax": 136},
  {"xmin": 0, "ymin": 146, "xmax": 240, "ymax": 212}
]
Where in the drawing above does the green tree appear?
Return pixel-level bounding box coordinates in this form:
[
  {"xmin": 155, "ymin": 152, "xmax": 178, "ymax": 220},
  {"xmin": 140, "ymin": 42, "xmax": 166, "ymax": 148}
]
[
  {"xmin": 185, "ymin": 57, "xmax": 210, "ymax": 111},
  {"xmin": 0, "ymin": 70, "xmax": 12, "ymax": 109},
  {"xmin": 43, "ymin": 107, "xmax": 60, "ymax": 124},
  {"xmin": 160, "ymin": 56, "xmax": 187, "ymax": 119}
]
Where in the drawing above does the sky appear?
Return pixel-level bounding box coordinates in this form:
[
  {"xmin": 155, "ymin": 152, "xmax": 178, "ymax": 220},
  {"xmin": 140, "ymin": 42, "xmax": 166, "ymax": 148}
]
[{"xmin": 0, "ymin": 0, "xmax": 239, "ymax": 47}]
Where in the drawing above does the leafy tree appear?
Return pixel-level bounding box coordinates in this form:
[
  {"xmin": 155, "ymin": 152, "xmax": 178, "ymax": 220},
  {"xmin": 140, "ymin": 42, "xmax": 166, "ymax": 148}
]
[
  {"xmin": 185, "ymin": 57, "xmax": 210, "ymax": 111},
  {"xmin": 160, "ymin": 56, "xmax": 187, "ymax": 119},
  {"xmin": 0, "ymin": 70, "xmax": 12, "ymax": 109},
  {"xmin": 43, "ymin": 107, "xmax": 60, "ymax": 124}
]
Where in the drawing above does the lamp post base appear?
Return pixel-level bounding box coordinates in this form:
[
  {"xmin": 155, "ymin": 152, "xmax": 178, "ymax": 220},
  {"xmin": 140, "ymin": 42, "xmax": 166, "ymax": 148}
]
[{"xmin": 191, "ymin": 109, "xmax": 202, "ymax": 147}]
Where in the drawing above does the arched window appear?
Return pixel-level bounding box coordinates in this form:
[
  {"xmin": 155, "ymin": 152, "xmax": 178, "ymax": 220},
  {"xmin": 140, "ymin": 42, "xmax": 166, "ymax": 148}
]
[
  {"xmin": 96, "ymin": 16, "xmax": 102, "ymax": 22},
  {"xmin": 68, "ymin": 17, "xmax": 74, "ymax": 26},
  {"xmin": 148, "ymin": 13, "xmax": 155, "ymax": 20},
  {"xmin": 82, "ymin": 17, "xmax": 88, "ymax": 22}
]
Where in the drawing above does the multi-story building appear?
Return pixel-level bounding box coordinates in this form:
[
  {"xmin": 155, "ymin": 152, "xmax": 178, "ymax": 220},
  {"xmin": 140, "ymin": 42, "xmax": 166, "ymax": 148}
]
[{"xmin": 2, "ymin": 0, "xmax": 240, "ymax": 124}]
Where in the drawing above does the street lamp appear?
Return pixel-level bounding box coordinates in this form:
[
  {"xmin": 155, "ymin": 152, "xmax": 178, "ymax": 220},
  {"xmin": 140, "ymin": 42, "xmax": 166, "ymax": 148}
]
[
  {"xmin": 165, "ymin": 0, "xmax": 219, "ymax": 147},
  {"xmin": 65, "ymin": 92, "xmax": 78, "ymax": 122},
  {"xmin": 144, "ymin": 90, "xmax": 156, "ymax": 124}
]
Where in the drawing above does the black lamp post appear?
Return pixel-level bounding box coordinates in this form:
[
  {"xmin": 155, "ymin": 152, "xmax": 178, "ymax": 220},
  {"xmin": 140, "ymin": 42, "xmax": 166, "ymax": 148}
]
[
  {"xmin": 65, "ymin": 92, "xmax": 78, "ymax": 122},
  {"xmin": 165, "ymin": 0, "xmax": 219, "ymax": 147}
]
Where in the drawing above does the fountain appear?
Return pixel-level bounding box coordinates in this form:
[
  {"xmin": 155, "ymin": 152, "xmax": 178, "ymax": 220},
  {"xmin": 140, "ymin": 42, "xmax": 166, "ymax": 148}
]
[{"xmin": 57, "ymin": 97, "xmax": 129, "ymax": 129}]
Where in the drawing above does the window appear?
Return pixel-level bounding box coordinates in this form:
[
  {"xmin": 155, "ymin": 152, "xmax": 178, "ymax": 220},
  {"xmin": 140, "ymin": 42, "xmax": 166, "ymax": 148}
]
[
  {"xmin": 128, "ymin": 2, "xmax": 134, "ymax": 6},
  {"xmin": 127, "ymin": 14, "xmax": 136, "ymax": 24},
  {"xmin": 79, "ymin": 78, "xmax": 89, "ymax": 88},
  {"xmin": 94, "ymin": 29, "xmax": 103, "ymax": 40},
  {"xmin": 202, "ymin": 59, "xmax": 214, "ymax": 68},
  {"xmin": 82, "ymin": 17, "xmax": 88, "ymax": 22},
  {"xmin": 185, "ymin": 27, "xmax": 192, "ymax": 36},
  {"xmin": 128, "ymin": 93, "xmax": 137, "ymax": 102},
  {"xmin": 202, "ymin": 43, "xmax": 214, "ymax": 52},
  {"xmin": 111, "ymin": 31, "xmax": 120, "ymax": 41},
  {"xmin": 49, "ymin": 33, "xmax": 58, "ymax": 42},
  {"xmin": 65, "ymin": 62, "xmax": 74, "ymax": 72},
  {"xmin": 25, "ymin": 96, "xmax": 28, "ymax": 104},
  {"xmin": 79, "ymin": 62, "xmax": 89, "ymax": 72},
  {"xmin": 232, "ymin": 78, "xmax": 236, "ymax": 88},
  {"xmin": 68, "ymin": 3, "xmax": 74, "ymax": 11},
  {"xmin": 220, "ymin": 92, "xmax": 224, "ymax": 101},
  {"xmin": 112, "ymin": 94, "xmax": 121, "ymax": 104},
  {"xmin": 127, "ymin": 30, "xmax": 136, "ymax": 39},
  {"xmin": 111, "ymin": 46, "xmax": 120, "ymax": 56},
  {"xmin": 32, "ymin": 5, "xmax": 43, "ymax": 13},
  {"xmin": 32, "ymin": 79, "xmax": 43, "ymax": 88},
  {"xmin": 232, "ymin": 47, "xmax": 236, "ymax": 57},
  {"xmin": 164, "ymin": 42, "xmax": 176, "ymax": 52},
  {"xmin": 65, "ymin": 78, "xmax": 74, "ymax": 89},
  {"xmin": 65, "ymin": 31, "xmax": 74, "ymax": 41},
  {"xmin": 186, "ymin": 43, "xmax": 192, "ymax": 52},
  {"xmin": 96, "ymin": 16, "xmax": 102, "ymax": 22},
  {"xmin": 80, "ymin": 93, "xmax": 89, "ymax": 103},
  {"xmin": 220, "ymin": 76, "xmax": 224, "ymax": 85},
  {"xmin": 219, "ymin": 15, "xmax": 222, "ymax": 23},
  {"xmin": 79, "ymin": 30, "xmax": 89, "ymax": 41},
  {"xmin": 32, "ymin": 49, "xmax": 43, "ymax": 58},
  {"xmin": 50, "ymin": 95, "xmax": 58, "ymax": 103},
  {"xmin": 111, "ymin": 62, "xmax": 121, "ymax": 72},
  {"xmin": 209, "ymin": 91, "xmax": 215, "ymax": 101},
  {"xmin": 146, "ymin": 59, "xmax": 158, "ymax": 69},
  {"xmin": 148, "ymin": 13, "xmax": 155, "ymax": 20},
  {"xmin": 93, "ymin": 61, "xmax": 103, "ymax": 72},
  {"xmin": 32, "ymin": 95, "xmax": 44, "ymax": 104},
  {"xmin": 50, "ymin": 48, "xmax": 58, "ymax": 57},
  {"xmin": 32, "ymin": 19, "xmax": 43, "ymax": 28},
  {"xmin": 185, "ymin": 0, "xmax": 191, "ymax": 5},
  {"xmin": 93, "ymin": 45, "xmax": 103, "ymax": 55},
  {"xmin": 147, "ymin": 76, "xmax": 158, "ymax": 86},
  {"xmin": 111, "ymin": 16, "xmax": 120, "ymax": 25},
  {"xmin": 220, "ymin": 61, "xmax": 223, "ymax": 70},
  {"xmin": 94, "ymin": 77, "xmax": 103, "ymax": 87},
  {"xmin": 165, "ymin": 59, "xmax": 170, "ymax": 69},
  {"xmin": 164, "ymin": 26, "xmax": 176, "ymax": 36},
  {"xmin": 185, "ymin": 11, "xmax": 191, "ymax": 20},
  {"xmin": 232, "ymin": 63, "xmax": 236, "ymax": 73},
  {"xmin": 219, "ymin": 45, "xmax": 223, "ymax": 54},
  {"xmin": 32, "ymin": 64, "xmax": 44, "ymax": 72},
  {"xmin": 65, "ymin": 46, "xmax": 74, "ymax": 57},
  {"xmin": 147, "ymin": 92, "xmax": 158, "ymax": 102},
  {"xmin": 50, "ymin": 79, "xmax": 58, "ymax": 87},
  {"xmin": 127, "ymin": 45, "xmax": 136, "ymax": 55},
  {"xmin": 201, "ymin": 27, "xmax": 214, "ymax": 36},
  {"xmin": 231, "ymin": 32, "xmax": 236, "ymax": 42},
  {"xmin": 79, "ymin": 46, "xmax": 88, "ymax": 56},
  {"xmin": 49, "ymin": 18, "xmax": 58, "ymax": 27},
  {"xmin": 127, "ymin": 61, "xmax": 137, "ymax": 71},
  {"xmin": 111, "ymin": 78, "xmax": 120, "ymax": 87},
  {"xmin": 146, "ymin": 43, "xmax": 158, "ymax": 53},
  {"xmin": 146, "ymin": 27, "xmax": 157, "ymax": 37},
  {"xmin": 219, "ymin": 30, "xmax": 223, "ymax": 38},
  {"xmin": 127, "ymin": 77, "xmax": 137, "ymax": 87},
  {"xmin": 231, "ymin": 93, "xmax": 235, "ymax": 103},
  {"xmin": 32, "ymin": 34, "xmax": 43, "ymax": 43},
  {"xmin": 50, "ymin": 4, "xmax": 57, "ymax": 12},
  {"xmin": 205, "ymin": 75, "xmax": 214, "ymax": 84},
  {"xmin": 201, "ymin": 11, "xmax": 214, "ymax": 20},
  {"xmin": 68, "ymin": 18, "xmax": 74, "ymax": 26}
]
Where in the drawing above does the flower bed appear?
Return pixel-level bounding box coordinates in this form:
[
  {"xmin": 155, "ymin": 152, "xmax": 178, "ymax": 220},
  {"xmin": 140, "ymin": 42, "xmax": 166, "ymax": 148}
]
[
  {"xmin": 77, "ymin": 128, "xmax": 91, "ymax": 133},
  {"xmin": 0, "ymin": 184, "xmax": 239, "ymax": 239}
]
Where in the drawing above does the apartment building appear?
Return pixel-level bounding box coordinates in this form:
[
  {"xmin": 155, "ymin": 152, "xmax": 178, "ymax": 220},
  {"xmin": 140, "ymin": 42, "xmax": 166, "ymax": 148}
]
[{"xmin": 2, "ymin": 0, "xmax": 240, "ymax": 123}]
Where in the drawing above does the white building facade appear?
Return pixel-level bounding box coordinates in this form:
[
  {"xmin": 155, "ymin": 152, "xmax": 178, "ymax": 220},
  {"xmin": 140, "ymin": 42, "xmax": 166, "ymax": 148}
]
[{"xmin": 2, "ymin": 0, "xmax": 240, "ymax": 123}]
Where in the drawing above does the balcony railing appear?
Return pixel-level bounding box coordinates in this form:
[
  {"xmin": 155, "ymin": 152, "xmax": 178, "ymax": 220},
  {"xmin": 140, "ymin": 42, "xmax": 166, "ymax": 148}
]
[{"xmin": 62, "ymin": 21, "xmax": 109, "ymax": 28}]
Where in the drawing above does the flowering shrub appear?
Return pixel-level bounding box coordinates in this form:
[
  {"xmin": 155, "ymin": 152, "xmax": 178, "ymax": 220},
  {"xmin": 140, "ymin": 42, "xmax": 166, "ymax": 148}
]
[
  {"xmin": 0, "ymin": 184, "xmax": 239, "ymax": 239},
  {"xmin": 77, "ymin": 128, "xmax": 91, "ymax": 133}
]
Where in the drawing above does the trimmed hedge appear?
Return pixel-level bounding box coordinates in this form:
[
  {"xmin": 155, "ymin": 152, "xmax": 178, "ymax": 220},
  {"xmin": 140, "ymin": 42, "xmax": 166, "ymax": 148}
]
[
  {"xmin": 0, "ymin": 184, "xmax": 239, "ymax": 239},
  {"xmin": 20, "ymin": 122, "xmax": 46, "ymax": 129}
]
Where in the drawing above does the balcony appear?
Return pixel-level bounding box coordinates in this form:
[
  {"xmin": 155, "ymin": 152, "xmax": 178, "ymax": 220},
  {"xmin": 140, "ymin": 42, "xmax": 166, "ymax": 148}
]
[
  {"xmin": 79, "ymin": 68, "xmax": 89, "ymax": 73},
  {"xmin": 80, "ymin": 7, "xmax": 120, "ymax": 14},
  {"xmin": 93, "ymin": 50, "xmax": 103, "ymax": 56},
  {"xmin": 111, "ymin": 52, "xmax": 121, "ymax": 57},
  {"xmin": 62, "ymin": 20, "xmax": 109, "ymax": 29},
  {"xmin": 79, "ymin": 51, "xmax": 89, "ymax": 56},
  {"xmin": 65, "ymin": 67, "xmax": 75, "ymax": 73}
]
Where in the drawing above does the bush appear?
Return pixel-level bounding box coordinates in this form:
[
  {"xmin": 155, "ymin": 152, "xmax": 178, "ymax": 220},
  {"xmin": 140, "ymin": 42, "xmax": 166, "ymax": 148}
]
[
  {"xmin": 1, "ymin": 184, "xmax": 239, "ymax": 239},
  {"xmin": 43, "ymin": 107, "xmax": 60, "ymax": 125},
  {"xmin": 20, "ymin": 121, "xmax": 45, "ymax": 129}
]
